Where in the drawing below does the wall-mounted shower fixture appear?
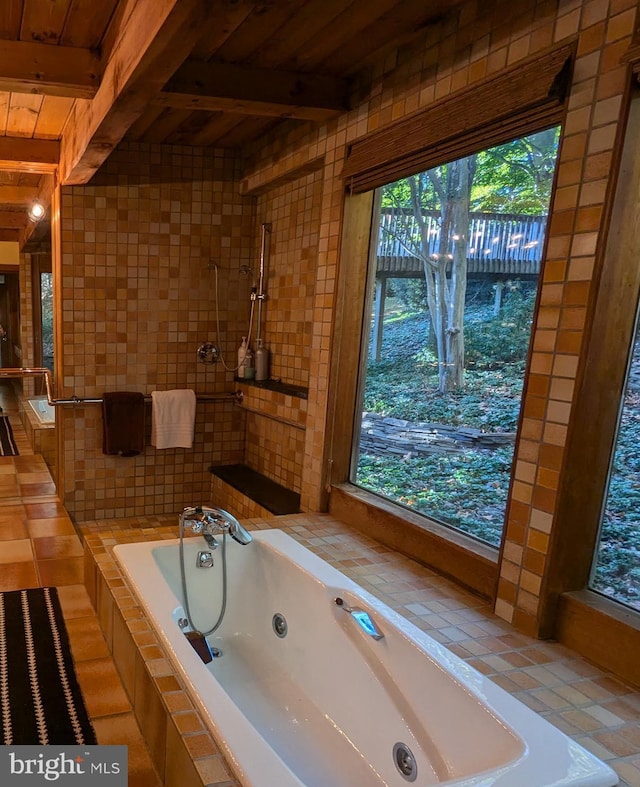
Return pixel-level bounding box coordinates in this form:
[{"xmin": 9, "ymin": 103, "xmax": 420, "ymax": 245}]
[
  {"xmin": 197, "ymin": 342, "xmax": 219, "ymax": 364},
  {"xmin": 251, "ymin": 223, "xmax": 272, "ymax": 344},
  {"xmin": 208, "ymin": 224, "xmax": 270, "ymax": 375},
  {"xmin": 211, "ymin": 260, "xmax": 256, "ymax": 373}
]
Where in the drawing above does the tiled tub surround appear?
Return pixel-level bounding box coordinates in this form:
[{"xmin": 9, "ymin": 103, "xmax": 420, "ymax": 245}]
[
  {"xmin": 81, "ymin": 514, "xmax": 640, "ymax": 787},
  {"xmin": 19, "ymin": 396, "xmax": 57, "ymax": 480}
]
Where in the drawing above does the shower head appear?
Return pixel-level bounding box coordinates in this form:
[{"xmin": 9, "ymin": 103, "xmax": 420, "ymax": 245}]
[{"xmin": 239, "ymin": 264, "xmax": 253, "ymax": 276}]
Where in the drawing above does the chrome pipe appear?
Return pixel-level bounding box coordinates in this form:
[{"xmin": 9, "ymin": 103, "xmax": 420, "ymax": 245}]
[
  {"xmin": 255, "ymin": 222, "xmax": 272, "ymax": 344},
  {"xmin": 0, "ymin": 367, "xmax": 56, "ymax": 404},
  {"xmin": 0, "ymin": 368, "xmax": 243, "ymax": 407}
]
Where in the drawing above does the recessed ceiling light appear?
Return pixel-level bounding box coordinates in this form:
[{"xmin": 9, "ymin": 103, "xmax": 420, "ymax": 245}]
[{"xmin": 28, "ymin": 201, "xmax": 46, "ymax": 222}]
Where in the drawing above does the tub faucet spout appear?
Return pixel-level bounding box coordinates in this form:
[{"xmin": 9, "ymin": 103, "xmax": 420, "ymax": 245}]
[{"xmin": 179, "ymin": 506, "xmax": 253, "ymax": 547}]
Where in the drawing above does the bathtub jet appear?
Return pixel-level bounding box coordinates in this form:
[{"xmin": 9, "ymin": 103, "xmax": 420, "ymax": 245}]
[{"xmin": 334, "ymin": 596, "xmax": 384, "ymax": 640}]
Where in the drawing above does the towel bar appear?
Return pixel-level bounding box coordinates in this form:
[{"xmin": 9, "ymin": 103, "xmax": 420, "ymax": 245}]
[{"xmin": 0, "ymin": 368, "xmax": 243, "ymax": 406}]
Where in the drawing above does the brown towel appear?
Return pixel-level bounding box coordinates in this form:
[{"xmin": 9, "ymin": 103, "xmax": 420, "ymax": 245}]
[{"xmin": 102, "ymin": 392, "xmax": 145, "ymax": 457}]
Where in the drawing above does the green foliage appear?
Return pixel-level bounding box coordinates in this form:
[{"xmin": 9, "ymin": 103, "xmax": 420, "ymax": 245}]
[
  {"xmin": 40, "ymin": 272, "xmax": 54, "ymax": 372},
  {"xmin": 378, "ymin": 127, "xmax": 559, "ymax": 394},
  {"xmin": 365, "ymin": 296, "xmax": 528, "ymax": 431},
  {"xmin": 591, "ymin": 393, "xmax": 640, "ymax": 609},
  {"xmin": 355, "ymin": 449, "xmax": 512, "ymax": 547},
  {"xmin": 367, "ymin": 124, "xmax": 638, "ymax": 602},
  {"xmin": 465, "ymin": 282, "xmax": 537, "ymax": 369},
  {"xmin": 359, "ymin": 300, "xmax": 523, "ymax": 545},
  {"xmin": 360, "ymin": 303, "xmax": 640, "ymax": 604},
  {"xmin": 386, "ymin": 279, "xmax": 427, "ymax": 311},
  {"xmin": 471, "ymin": 128, "xmax": 560, "ymax": 214},
  {"xmin": 381, "ymin": 127, "xmax": 560, "ymax": 215}
]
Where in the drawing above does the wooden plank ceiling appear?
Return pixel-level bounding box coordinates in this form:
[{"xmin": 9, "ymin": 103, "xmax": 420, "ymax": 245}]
[{"xmin": 0, "ymin": 0, "xmax": 464, "ymax": 248}]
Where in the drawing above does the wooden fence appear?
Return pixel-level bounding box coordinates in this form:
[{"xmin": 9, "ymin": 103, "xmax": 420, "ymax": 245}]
[
  {"xmin": 370, "ymin": 209, "xmax": 548, "ymax": 360},
  {"xmin": 377, "ymin": 209, "xmax": 547, "ymax": 278}
]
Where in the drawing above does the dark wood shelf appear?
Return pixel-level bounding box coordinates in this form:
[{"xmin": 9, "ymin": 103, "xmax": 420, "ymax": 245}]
[
  {"xmin": 235, "ymin": 378, "xmax": 308, "ymax": 399},
  {"xmin": 210, "ymin": 463, "xmax": 300, "ymax": 516}
]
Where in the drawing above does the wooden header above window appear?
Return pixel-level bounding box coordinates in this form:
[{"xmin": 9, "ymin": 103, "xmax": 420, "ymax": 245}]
[
  {"xmin": 624, "ymin": 22, "xmax": 640, "ymax": 81},
  {"xmin": 342, "ymin": 41, "xmax": 576, "ymax": 194}
]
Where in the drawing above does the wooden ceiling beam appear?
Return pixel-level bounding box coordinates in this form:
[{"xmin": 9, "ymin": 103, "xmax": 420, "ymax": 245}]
[
  {"xmin": 0, "ymin": 210, "xmax": 29, "ymax": 228},
  {"xmin": 0, "ymin": 138, "xmax": 59, "ymax": 173},
  {"xmin": 0, "ymin": 40, "xmax": 99, "ymax": 99},
  {"xmin": 0, "ymin": 185, "xmax": 42, "ymax": 206},
  {"xmin": 59, "ymin": 0, "xmax": 208, "ymax": 185},
  {"xmin": 156, "ymin": 61, "xmax": 350, "ymax": 121}
]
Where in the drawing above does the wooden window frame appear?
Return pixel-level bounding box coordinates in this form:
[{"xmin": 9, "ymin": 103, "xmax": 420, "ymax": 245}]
[{"xmin": 327, "ymin": 45, "xmax": 575, "ymax": 599}]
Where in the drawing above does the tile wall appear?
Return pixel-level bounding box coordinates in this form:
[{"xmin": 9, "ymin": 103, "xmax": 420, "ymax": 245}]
[
  {"xmin": 53, "ymin": 0, "xmax": 639, "ymax": 637},
  {"xmin": 222, "ymin": 168, "xmax": 323, "ymax": 500},
  {"xmin": 494, "ymin": 0, "xmax": 637, "ymax": 633},
  {"xmin": 56, "ymin": 143, "xmax": 254, "ymax": 521},
  {"xmin": 244, "ymin": 410, "xmax": 305, "ymax": 494},
  {"xmin": 237, "ymin": 0, "xmax": 640, "ymax": 633},
  {"xmin": 254, "ymin": 169, "xmax": 323, "ymax": 389}
]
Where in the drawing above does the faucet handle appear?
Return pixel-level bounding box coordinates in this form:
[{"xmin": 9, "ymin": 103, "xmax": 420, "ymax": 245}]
[{"xmin": 180, "ymin": 504, "xmax": 252, "ymax": 545}]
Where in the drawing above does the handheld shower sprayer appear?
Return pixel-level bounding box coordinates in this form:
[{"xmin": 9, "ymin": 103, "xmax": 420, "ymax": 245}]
[{"xmin": 209, "ymin": 222, "xmax": 272, "ymax": 374}]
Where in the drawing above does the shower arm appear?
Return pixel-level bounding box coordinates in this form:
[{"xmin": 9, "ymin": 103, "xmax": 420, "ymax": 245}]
[{"xmin": 253, "ymin": 222, "xmax": 272, "ymax": 344}]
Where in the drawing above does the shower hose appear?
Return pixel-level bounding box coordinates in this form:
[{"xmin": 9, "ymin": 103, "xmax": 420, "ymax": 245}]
[{"xmin": 178, "ymin": 523, "xmax": 228, "ymax": 637}]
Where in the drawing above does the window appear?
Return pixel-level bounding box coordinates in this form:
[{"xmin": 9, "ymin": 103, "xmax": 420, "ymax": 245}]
[
  {"xmin": 590, "ymin": 305, "xmax": 640, "ymax": 611},
  {"xmin": 31, "ymin": 256, "xmax": 54, "ymax": 377},
  {"xmin": 351, "ymin": 129, "xmax": 560, "ymax": 547},
  {"xmin": 40, "ymin": 271, "xmax": 54, "ymax": 373}
]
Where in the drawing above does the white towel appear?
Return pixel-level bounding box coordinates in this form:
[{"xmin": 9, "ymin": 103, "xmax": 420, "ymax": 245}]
[{"xmin": 151, "ymin": 389, "xmax": 196, "ymax": 449}]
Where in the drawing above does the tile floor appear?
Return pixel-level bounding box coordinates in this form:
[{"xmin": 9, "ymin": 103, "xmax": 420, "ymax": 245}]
[
  {"xmin": 0, "ymin": 382, "xmax": 161, "ymax": 786},
  {"xmin": 2, "ymin": 381, "xmax": 639, "ymax": 786}
]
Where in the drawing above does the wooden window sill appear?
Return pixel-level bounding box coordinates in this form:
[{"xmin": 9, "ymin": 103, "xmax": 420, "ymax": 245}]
[
  {"xmin": 329, "ymin": 482, "xmax": 498, "ymax": 599},
  {"xmin": 555, "ymin": 589, "xmax": 640, "ymax": 689}
]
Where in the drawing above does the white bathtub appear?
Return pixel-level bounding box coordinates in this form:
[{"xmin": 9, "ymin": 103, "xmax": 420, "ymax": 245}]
[
  {"xmin": 113, "ymin": 530, "xmax": 618, "ymax": 787},
  {"xmin": 27, "ymin": 397, "xmax": 55, "ymax": 425}
]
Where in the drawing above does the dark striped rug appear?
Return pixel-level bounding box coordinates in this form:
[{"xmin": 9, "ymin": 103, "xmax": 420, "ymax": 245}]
[
  {"xmin": 0, "ymin": 587, "xmax": 97, "ymax": 744},
  {"xmin": 0, "ymin": 415, "xmax": 18, "ymax": 456}
]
